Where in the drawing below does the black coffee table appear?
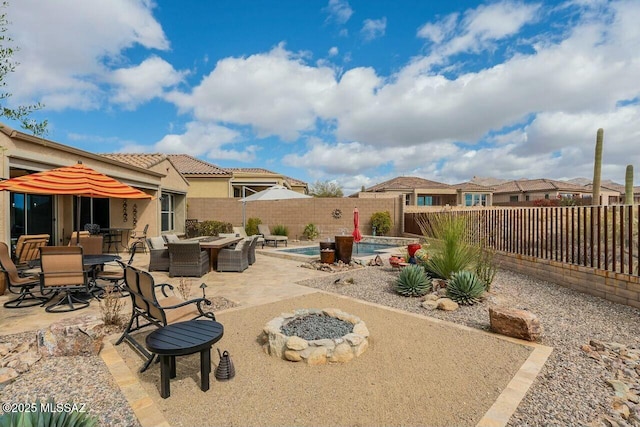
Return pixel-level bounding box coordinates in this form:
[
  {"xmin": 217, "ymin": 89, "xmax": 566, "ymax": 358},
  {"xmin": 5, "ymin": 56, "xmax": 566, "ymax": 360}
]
[{"xmin": 145, "ymin": 320, "xmax": 224, "ymax": 398}]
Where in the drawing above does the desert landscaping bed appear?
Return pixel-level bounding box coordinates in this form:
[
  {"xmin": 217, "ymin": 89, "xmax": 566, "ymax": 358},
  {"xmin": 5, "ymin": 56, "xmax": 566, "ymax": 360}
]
[
  {"xmin": 299, "ymin": 267, "xmax": 640, "ymax": 426},
  {"xmin": 2, "ymin": 267, "xmax": 639, "ymax": 426}
]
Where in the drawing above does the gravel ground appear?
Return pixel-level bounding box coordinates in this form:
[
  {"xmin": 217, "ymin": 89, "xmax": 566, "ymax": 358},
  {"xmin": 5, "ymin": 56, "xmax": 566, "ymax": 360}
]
[
  {"xmin": 0, "ymin": 296, "xmax": 237, "ymax": 427},
  {"xmin": 298, "ymin": 266, "xmax": 640, "ymax": 426},
  {"xmin": 3, "ymin": 268, "xmax": 639, "ymax": 426}
]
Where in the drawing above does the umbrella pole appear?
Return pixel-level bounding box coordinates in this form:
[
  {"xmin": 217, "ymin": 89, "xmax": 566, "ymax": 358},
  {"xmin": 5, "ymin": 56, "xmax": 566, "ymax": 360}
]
[{"xmin": 76, "ymin": 197, "xmax": 81, "ymax": 244}]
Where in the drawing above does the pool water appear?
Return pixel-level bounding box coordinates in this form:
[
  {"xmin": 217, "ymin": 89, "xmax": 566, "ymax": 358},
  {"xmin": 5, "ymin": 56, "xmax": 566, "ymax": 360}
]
[{"xmin": 279, "ymin": 242, "xmax": 399, "ymax": 257}]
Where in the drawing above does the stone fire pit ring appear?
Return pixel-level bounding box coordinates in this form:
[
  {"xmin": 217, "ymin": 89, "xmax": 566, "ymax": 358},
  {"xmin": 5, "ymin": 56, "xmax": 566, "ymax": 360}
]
[{"xmin": 261, "ymin": 308, "xmax": 369, "ymax": 365}]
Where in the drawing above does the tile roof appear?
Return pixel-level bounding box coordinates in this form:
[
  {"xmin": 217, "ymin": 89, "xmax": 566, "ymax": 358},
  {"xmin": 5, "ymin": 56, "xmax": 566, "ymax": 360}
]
[
  {"xmin": 454, "ymin": 182, "xmax": 495, "ymax": 192},
  {"xmin": 226, "ymin": 167, "xmax": 307, "ymax": 186},
  {"xmin": 366, "ymin": 176, "xmax": 453, "ymax": 192},
  {"xmin": 100, "ymin": 153, "xmax": 168, "ymax": 169},
  {"xmin": 493, "ymin": 178, "xmax": 588, "ymax": 194},
  {"xmin": 166, "ymin": 154, "xmax": 231, "ymax": 176}
]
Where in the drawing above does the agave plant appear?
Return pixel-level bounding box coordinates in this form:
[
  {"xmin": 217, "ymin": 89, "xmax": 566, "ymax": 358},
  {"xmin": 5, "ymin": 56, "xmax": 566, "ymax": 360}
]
[
  {"xmin": 0, "ymin": 398, "xmax": 99, "ymax": 427},
  {"xmin": 446, "ymin": 271, "xmax": 486, "ymax": 305},
  {"xmin": 395, "ymin": 265, "xmax": 432, "ymax": 297}
]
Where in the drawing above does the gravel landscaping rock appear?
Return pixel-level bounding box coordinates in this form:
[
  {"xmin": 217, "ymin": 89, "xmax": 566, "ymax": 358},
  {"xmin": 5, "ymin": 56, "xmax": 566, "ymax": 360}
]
[{"xmin": 298, "ymin": 267, "xmax": 640, "ymax": 426}]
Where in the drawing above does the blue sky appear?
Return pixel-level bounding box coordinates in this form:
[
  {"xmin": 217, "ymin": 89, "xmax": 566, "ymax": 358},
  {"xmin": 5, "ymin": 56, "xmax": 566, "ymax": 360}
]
[{"xmin": 4, "ymin": 0, "xmax": 640, "ymax": 194}]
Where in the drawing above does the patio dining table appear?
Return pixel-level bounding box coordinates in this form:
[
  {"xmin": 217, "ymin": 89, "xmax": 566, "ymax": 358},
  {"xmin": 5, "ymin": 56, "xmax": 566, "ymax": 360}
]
[
  {"xmin": 99, "ymin": 228, "xmax": 132, "ymax": 253},
  {"xmin": 195, "ymin": 236, "xmax": 244, "ymax": 271}
]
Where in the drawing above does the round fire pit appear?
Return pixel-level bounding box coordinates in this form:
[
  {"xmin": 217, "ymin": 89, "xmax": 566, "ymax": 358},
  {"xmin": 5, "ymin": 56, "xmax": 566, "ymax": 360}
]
[{"xmin": 260, "ymin": 308, "xmax": 369, "ymax": 365}]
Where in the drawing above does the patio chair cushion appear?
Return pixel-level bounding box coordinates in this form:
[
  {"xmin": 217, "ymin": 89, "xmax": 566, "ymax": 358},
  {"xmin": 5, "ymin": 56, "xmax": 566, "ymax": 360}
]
[
  {"xmin": 163, "ymin": 234, "xmax": 181, "ymax": 243},
  {"xmin": 148, "ymin": 237, "xmax": 166, "ymax": 250}
]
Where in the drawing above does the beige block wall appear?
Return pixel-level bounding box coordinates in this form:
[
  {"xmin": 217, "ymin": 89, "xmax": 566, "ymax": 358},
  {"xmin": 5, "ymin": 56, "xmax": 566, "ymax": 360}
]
[
  {"xmin": 187, "ymin": 196, "xmax": 404, "ymax": 239},
  {"xmin": 495, "ymin": 252, "xmax": 640, "ymax": 309}
]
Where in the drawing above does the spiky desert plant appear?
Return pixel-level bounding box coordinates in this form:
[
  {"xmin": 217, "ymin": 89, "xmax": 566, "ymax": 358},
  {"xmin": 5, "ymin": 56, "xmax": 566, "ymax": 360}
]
[
  {"xmin": 592, "ymin": 128, "xmax": 604, "ymax": 205},
  {"xmin": 446, "ymin": 271, "xmax": 486, "ymax": 306},
  {"xmin": 395, "ymin": 265, "xmax": 432, "ymax": 297},
  {"xmin": 625, "ymin": 165, "xmax": 634, "ymax": 205},
  {"xmin": 0, "ymin": 398, "xmax": 99, "ymax": 427},
  {"xmin": 418, "ymin": 213, "xmax": 479, "ymax": 279}
]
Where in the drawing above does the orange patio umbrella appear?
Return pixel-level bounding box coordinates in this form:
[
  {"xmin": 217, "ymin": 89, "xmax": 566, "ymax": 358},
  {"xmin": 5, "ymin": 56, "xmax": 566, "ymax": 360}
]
[
  {"xmin": 0, "ymin": 162, "xmax": 153, "ymax": 199},
  {"xmin": 0, "ymin": 161, "xmax": 152, "ymax": 242}
]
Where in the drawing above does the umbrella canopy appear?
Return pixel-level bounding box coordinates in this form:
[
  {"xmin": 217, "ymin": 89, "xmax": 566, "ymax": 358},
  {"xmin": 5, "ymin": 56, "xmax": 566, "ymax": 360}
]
[
  {"xmin": 239, "ymin": 185, "xmax": 311, "ymax": 202},
  {"xmin": 239, "ymin": 185, "xmax": 311, "ymax": 228},
  {"xmin": 352, "ymin": 207, "xmax": 362, "ymax": 243},
  {"xmin": 0, "ymin": 162, "xmax": 152, "ymax": 243},
  {"xmin": 0, "ymin": 162, "xmax": 152, "ymax": 199}
]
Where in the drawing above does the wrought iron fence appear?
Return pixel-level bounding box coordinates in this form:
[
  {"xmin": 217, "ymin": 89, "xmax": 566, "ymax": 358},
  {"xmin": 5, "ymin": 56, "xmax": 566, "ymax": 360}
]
[{"xmin": 405, "ymin": 205, "xmax": 640, "ymax": 276}]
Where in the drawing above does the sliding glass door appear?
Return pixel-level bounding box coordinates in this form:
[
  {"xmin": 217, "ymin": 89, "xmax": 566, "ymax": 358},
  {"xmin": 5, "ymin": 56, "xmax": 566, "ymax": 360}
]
[{"xmin": 9, "ymin": 193, "xmax": 54, "ymax": 239}]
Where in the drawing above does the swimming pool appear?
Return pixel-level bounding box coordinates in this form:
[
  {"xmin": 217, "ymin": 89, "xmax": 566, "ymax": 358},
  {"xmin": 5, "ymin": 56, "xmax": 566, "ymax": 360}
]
[{"xmin": 279, "ymin": 242, "xmax": 399, "ymax": 257}]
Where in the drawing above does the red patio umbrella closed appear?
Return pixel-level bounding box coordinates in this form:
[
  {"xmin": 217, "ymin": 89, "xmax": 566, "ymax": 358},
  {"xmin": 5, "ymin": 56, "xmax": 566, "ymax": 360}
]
[{"xmin": 352, "ymin": 207, "xmax": 362, "ymax": 253}]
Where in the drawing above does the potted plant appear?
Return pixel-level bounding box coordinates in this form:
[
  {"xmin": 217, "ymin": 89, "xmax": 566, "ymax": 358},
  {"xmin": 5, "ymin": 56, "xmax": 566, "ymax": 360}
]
[{"xmin": 303, "ymin": 223, "xmax": 319, "ymax": 241}]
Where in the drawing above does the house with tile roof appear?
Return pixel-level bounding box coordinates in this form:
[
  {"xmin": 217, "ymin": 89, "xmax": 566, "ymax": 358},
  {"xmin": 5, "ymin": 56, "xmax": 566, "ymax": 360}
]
[
  {"xmin": 356, "ymin": 176, "xmax": 494, "ymax": 207},
  {"xmin": 101, "ymin": 153, "xmax": 191, "ymax": 234},
  {"xmin": 0, "ymin": 124, "xmax": 171, "ymax": 245},
  {"xmin": 492, "ymin": 178, "xmax": 592, "ymax": 205},
  {"xmin": 165, "ymin": 154, "xmax": 307, "ymax": 198}
]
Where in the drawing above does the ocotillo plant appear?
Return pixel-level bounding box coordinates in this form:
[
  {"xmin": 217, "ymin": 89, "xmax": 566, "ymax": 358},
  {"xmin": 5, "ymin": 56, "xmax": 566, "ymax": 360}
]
[
  {"xmin": 592, "ymin": 128, "xmax": 604, "ymax": 205},
  {"xmin": 625, "ymin": 165, "xmax": 634, "ymax": 205}
]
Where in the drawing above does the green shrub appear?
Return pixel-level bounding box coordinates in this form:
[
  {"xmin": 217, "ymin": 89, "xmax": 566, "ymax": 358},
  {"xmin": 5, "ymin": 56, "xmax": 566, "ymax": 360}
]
[
  {"xmin": 420, "ymin": 214, "xmax": 479, "ymax": 280},
  {"xmin": 475, "ymin": 246, "xmax": 498, "ymax": 291},
  {"xmin": 0, "ymin": 398, "xmax": 99, "ymax": 427},
  {"xmin": 371, "ymin": 211, "xmax": 392, "ymax": 236},
  {"xmin": 395, "ymin": 265, "xmax": 432, "ymax": 297},
  {"xmin": 271, "ymin": 224, "xmax": 289, "ymax": 236},
  {"xmin": 198, "ymin": 220, "xmax": 233, "ymax": 236},
  {"xmin": 246, "ymin": 217, "xmax": 262, "ymax": 236},
  {"xmin": 446, "ymin": 271, "xmax": 485, "ymax": 305},
  {"xmin": 302, "ymin": 223, "xmax": 319, "ymax": 240}
]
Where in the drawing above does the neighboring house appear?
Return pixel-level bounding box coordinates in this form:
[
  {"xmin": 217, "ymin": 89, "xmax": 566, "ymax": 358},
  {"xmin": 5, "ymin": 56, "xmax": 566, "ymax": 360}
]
[
  {"xmin": 582, "ymin": 182, "xmax": 640, "ymax": 205},
  {"xmin": 166, "ymin": 154, "xmax": 232, "ymax": 198},
  {"xmin": 453, "ymin": 182, "xmax": 495, "ymax": 207},
  {"xmin": 493, "ymin": 179, "xmax": 592, "ymax": 204},
  {"xmin": 100, "ymin": 154, "xmax": 191, "ymax": 234},
  {"xmin": 0, "ymin": 124, "xmax": 175, "ymax": 245},
  {"xmin": 225, "ymin": 167, "xmax": 308, "ymax": 197},
  {"xmin": 356, "ymin": 176, "xmax": 494, "ymax": 207},
  {"xmin": 165, "ymin": 154, "xmax": 308, "ymax": 198}
]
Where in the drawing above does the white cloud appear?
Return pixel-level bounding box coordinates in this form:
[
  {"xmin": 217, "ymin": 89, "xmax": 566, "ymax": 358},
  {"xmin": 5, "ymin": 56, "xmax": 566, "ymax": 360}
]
[
  {"xmin": 324, "ymin": 0, "xmax": 354, "ymax": 25},
  {"xmin": 6, "ymin": 0, "xmax": 171, "ymax": 110},
  {"xmin": 328, "ymin": 46, "xmax": 339, "ymax": 57},
  {"xmin": 361, "ymin": 17, "xmax": 387, "ymax": 41},
  {"xmin": 110, "ymin": 56, "xmax": 187, "ymax": 109},
  {"xmin": 168, "ymin": 43, "xmax": 337, "ymax": 141},
  {"xmin": 417, "ymin": 1, "xmax": 541, "ymax": 56},
  {"xmin": 153, "ymin": 122, "xmax": 253, "ymax": 161},
  {"xmin": 417, "ymin": 13, "xmax": 458, "ymax": 43}
]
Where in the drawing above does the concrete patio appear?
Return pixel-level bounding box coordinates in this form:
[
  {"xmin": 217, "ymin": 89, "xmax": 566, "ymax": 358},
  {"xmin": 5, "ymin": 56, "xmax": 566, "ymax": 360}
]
[{"xmin": 0, "ymin": 248, "xmax": 329, "ymax": 336}]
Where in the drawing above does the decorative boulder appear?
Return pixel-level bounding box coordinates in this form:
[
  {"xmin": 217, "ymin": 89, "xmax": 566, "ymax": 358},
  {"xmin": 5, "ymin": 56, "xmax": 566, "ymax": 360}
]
[
  {"xmin": 489, "ymin": 307, "xmax": 542, "ymax": 342},
  {"xmin": 37, "ymin": 314, "xmax": 106, "ymax": 357}
]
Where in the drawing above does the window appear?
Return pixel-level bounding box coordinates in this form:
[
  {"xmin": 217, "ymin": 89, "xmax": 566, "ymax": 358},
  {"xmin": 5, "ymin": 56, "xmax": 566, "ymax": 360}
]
[
  {"xmin": 465, "ymin": 193, "xmax": 488, "ymax": 206},
  {"xmin": 417, "ymin": 195, "xmax": 433, "ymax": 206},
  {"xmin": 510, "ymin": 195, "xmax": 519, "ymax": 203},
  {"xmin": 161, "ymin": 193, "xmax": 175, "ymax": 232},
  {"xmin": 74, "ymin": 196, "xmax": 109, "ymax": 229},
  {"xmin": 10, "ymin": 193, "xmax": 54, "ymax": 239},
  {"xmin": 544, "ymin": 194, "xmax": 550, "ymax": 199},
  {"xmin": 525, "ymin": 195, "xmax": 530, "ymax": 201},
  {"xmin": 405, "ymin": 194, "xmax": 411, "ymax": 206}
]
